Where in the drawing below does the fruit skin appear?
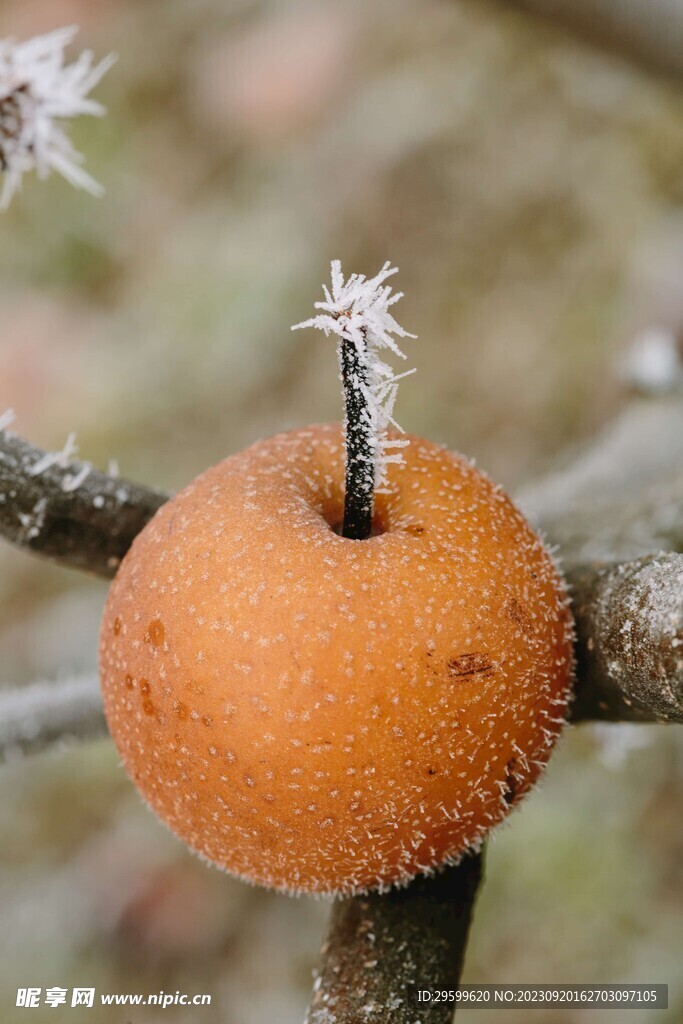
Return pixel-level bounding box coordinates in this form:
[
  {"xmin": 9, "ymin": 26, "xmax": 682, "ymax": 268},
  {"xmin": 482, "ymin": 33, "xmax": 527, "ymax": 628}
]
[{"xmin": 99, "ymin": 423, "xmax": 573, "ymax": 896}]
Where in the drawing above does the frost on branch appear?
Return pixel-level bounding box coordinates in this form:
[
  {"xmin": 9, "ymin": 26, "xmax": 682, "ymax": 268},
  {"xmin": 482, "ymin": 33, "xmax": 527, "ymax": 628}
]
[
  {"xmin": 0, "ymin": 428, "xmax": 168, "ymax": 577},
  {"xmin": 621, "ymin": 327, "xmax": 683, "ymax": 396},
  {"xmin": 0, "ymin": 25, "xmax": 115, "ymax": 209},
  {"xmin": 292, "ymin": 260, "xmax": 416, "ymax": 491},
  {"xmin": 0, "ymin": 675, "xmax": 105, "ymax": 764}
]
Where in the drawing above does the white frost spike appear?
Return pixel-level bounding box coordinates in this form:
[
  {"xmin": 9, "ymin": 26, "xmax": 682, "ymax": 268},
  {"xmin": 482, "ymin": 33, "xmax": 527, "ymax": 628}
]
[
  {"xmin": 292, "ymin": 260, "xmax": 416, "ymax": 486},
  {"xmin": 28, "ymin": 431, "xmax": 79, "ymax": 476},
  {"xmin": 0, "ymin": 26, "xmax": 116, "ymax": 209},
  {"xmin": 0, "ymin": 407, "xmax": 15, "ymax": 431}
]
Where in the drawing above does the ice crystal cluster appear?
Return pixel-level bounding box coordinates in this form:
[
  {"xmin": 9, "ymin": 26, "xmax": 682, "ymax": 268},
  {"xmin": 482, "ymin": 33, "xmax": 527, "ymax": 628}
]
[
  {"xmin": 292, "ymin": 260, "xmax": 416, "ymax": 487},
  {"xmin": 0, "ymin": 26, "xmax": 115, "ymax": 209}
]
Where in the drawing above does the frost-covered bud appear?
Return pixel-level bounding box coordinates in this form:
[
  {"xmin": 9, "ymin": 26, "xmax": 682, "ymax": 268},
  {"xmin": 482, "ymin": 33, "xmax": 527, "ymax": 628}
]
[{"xmin": 0, "ymin": 26, "xmax": 115, "ymax": 209}]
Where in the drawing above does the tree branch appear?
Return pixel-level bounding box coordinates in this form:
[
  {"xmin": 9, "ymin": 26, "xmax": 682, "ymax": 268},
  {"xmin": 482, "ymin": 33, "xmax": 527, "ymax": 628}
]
[
  {"xmin": 518, "ymin": 396, "xmax": 683, "ymax": 565},
  {"xmin": 492, "ymin": 0, "xmax": 683, "ymax": 83},
  {"xmin": 305, "ymin": 851, "xmax": 484, "ymax": 1024},
  {"xmin": 0, "ymin": 675, "xmax": 107, "ymax": 764},
  {"xmin": 569, "ymin": 555, "xmax": 683, "ymax": 723},
  {"xmin": 0, "ymin": 428, "xmax": 168, "ymax": 578}
]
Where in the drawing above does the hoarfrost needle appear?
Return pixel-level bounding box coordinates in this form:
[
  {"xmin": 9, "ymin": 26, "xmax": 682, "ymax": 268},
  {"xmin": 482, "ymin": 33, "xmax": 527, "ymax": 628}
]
[{"xmin": 0, "ymin": 26, "xmax": 115, "ymax": 209}]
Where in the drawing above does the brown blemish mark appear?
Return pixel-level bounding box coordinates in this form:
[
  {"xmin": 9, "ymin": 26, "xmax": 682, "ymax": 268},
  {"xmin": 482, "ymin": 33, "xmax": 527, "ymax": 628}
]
[
  {"xmin": 404, "ymin": 523, "xmax": 425, "ymax": 536},
  {"xmin": 113, "ymin": 616, "xmax": 122, "ymax": 636},
  {"xmin": 139, "ymin": 678, "xmax": 151, "ymax": 695},
  {"xmin": 142, "ymin": 699, "xmax": 156, "ymax": 716},
  {"xmin": 202, "ymin": 715, "xmax": 213, "ymax": 727},
  {"xmin": 174, "ymin": 700, "xmax": 189, "ymax": 721},
  {"xmin": 147, "ymin": 619, "xmax": 165, "ymax": 647},
  {"xmin": 427, "ymin": 767, "xmax": 437, "ymax": 776},
  {"xmin": 505, "ymin": 597, "xmax": 533, "ymax": 634},
  {"xmin": 124, "ymin": 674, "xmax": 134, "ymax": 690},
  {"xmin": 448, "ymin": 652, "xmax": 494, "ymax": 679}
]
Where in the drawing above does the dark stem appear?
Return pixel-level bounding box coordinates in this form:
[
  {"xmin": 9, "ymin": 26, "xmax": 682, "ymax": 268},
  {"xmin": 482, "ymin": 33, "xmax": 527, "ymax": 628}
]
[
  {"xmin": 305, "ymin": 850, "xmax": 485, "ymax": 1024},
  {"xmin": 339, "ymin": 336, "xmax": 375, "ymax": 541}
]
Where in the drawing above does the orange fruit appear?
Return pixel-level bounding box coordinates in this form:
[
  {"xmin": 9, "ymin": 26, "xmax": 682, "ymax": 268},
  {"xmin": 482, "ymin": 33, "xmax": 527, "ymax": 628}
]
[{"xmin": 99, "ymin": 423, "xmax": 573, "ymax": 895}]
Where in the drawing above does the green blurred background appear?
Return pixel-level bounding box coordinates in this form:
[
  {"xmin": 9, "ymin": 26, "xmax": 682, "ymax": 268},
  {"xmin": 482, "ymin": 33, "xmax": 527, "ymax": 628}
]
[{"xmin": 0, "ymin": 0, "xmax": 681, "ymax": 1021}]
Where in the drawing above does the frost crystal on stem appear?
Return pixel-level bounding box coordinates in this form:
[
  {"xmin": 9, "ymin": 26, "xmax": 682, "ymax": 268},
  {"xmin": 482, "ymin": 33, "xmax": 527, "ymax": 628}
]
[
  {"xmin": 292, "ymin": 260, "xmax": 416, "ymax": 538},
  {"xmin": 0, "ymin": 26, "xmax": 115, "ymax": 209}
]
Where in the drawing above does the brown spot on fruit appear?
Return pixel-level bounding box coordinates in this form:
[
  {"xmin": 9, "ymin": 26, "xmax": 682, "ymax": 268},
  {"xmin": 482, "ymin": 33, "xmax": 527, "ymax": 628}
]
[
  {"xmin": 147, "ymin": 619, "xmax": 165, "ymax": 647},
  {"xmin": 506, "ymin": 597, "xmax": 533, "ymax": 635},
  {"xmin": 124, "ymin": 674, "xmax": 134, "ymax": 690},
  {"xmin": 448, "ymin": 652, "xmax": 494, "ymax": 679},
  {"xmin": 142, "ymin": 699, "xmax": 156, "ymax": 717},
  {"xmin": 113, "ymin": 616, "xmax": 122, "ymax": 636},
  {"xmin": 139, "ymin": 679, "xmax": 151, "ymax": 695}
]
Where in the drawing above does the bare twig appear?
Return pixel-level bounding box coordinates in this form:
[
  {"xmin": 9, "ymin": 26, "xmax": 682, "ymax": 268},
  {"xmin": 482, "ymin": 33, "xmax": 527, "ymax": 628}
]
[
  {"xmin": 0, "ymin": 675, "xmax": 106, "ymax": 764},
  {"xmin": 0, "ymin": 429, "xmax": 168, "ymax": 577},
  {"xmin": 492, "ymin": 0, "xmax": 683, "ymax": 82},
  {"xmin": 518, "ymin": 396, "xmax": 683, "ymax": 565},
  {"xmin": 569, "ymin": 556, "xmax": 683, "ymax": 724},
  {"xmin": 520, "ymin": 393, "xmax": 683, "ymax": 725},
  {"xmin": 305, "ymin": 851, "xmax": 484, "ymax": 1024}
]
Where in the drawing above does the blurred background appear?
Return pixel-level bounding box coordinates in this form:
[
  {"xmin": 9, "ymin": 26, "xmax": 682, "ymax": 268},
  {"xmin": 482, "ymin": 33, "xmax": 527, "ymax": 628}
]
[{"xmin": 1, "ymin": 0, "xmax": 682, "ymax": 1020}]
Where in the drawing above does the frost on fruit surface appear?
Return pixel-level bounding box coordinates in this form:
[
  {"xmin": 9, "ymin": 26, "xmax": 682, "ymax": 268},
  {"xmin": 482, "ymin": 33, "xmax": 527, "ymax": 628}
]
[
  {"xmin": 292, "ymin": 261, "xmax": 416, "ymax": 488},
  {"xmin": 0, "ymin": 26, "xmax": 115, "ymax": 209},
  {"xmin": 100, "ymin": 424, "xmax": 574, "ymax": 897}
]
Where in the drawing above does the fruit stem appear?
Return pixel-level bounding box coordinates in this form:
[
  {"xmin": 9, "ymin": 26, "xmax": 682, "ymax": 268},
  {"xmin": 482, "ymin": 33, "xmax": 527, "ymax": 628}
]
[
  {"xmin": 339, "ymin": 333, "xmax": 375, "ymax": 540},
  {"xmin": 291, "ymin": 260, "xmax": 416, "ymax": 539}
]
